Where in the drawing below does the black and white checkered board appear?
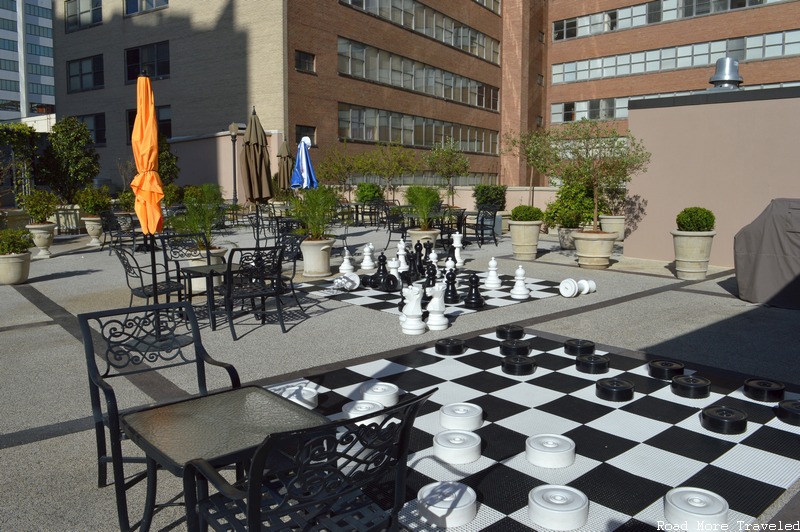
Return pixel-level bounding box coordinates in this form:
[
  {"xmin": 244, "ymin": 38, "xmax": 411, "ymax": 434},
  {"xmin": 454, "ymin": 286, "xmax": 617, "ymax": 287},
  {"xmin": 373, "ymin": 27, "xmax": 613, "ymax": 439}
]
[
  {"xmin": 267, "ymin": 330, "xmax": 800, "ymax": 531},
  {"xmin": 297, "ymin": 269, "xmax": 561, "ymax": 317}
]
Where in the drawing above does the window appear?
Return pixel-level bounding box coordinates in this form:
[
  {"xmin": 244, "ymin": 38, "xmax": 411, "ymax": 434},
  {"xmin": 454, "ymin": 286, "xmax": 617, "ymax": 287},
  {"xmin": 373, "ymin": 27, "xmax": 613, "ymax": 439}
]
[
  {"xmin": 30, "ymin": 103, "xmax": 55, "ymax": 114},
  {"xmin": 29, "ymin": 82, "xmax": 54, "ymax": 95},
  {"xmin": 28, "ymin": 63, "xmax": 54, "ymax": 77},
  {"xmin": 295, "ymin": 125, "xmax": 316, "ymax": 145},
  {"xmin": 0, "ymin": 99, "xmax": 21, "ymax": 112},
  {"xmin": 563, "ymin": 102, "xmax": 575, "ymax": 122},
  {"xmin": 77, "ymin": 113, "xmax": 106, "ymax": 145},
  {"xmin": 126, "ymin": 105, "xmax": 171, "ymax": 141},
  {"xmin": 125, "ymin": 41, "xmax": 169, "ymax": 82},
  {"xmin": 65, "ymin": 0, "xmax": 102, "ymax": 32},
  {"xmin": 295, "ymin": 51, "xmax": 315, "ymax": 73},
  {"xmin": 26, "ymin": 23, "xmax": 52, "ymax": 38},
  {"xmin": 125, "ymin": 0, "xmax": 168, "ymax": 16},
  {"xmin": 0, "ymin": 58, "xmax": 17, "ymax": 72},
  {"xmin": 68, "ymin": 55, "xmax": 103, "ymax": 92}
]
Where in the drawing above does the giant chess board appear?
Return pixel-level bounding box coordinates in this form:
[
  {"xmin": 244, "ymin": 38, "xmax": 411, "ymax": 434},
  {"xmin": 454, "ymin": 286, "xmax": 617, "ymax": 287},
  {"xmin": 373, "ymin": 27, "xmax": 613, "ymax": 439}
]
[
  {"xmin": 298, "ymin": 269, "xmax": 561, "ymax": 317},
  {"xmin": 267, "ymin": 328, "xmax": 800, "ymax": 531}
]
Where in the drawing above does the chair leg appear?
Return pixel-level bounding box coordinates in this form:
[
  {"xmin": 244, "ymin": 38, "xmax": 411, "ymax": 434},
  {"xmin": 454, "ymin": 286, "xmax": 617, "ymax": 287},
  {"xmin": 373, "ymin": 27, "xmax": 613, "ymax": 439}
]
[
  {"xmin": 274, "ymin": 295, "xmax": 287, "ymax": 333},
  {"xmin": 226, "ymin": 298, "xmax": 238, "ymax": 341},
  {"xmin": 95, "ymin": 422, "xmax": 109, "ymax": 488}
]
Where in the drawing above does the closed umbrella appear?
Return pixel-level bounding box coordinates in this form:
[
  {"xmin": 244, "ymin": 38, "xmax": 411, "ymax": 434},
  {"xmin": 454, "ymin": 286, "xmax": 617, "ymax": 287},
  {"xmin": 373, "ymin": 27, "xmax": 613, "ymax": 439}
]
[
  {"xmin": 290, "ymin": 136, "xmax": 317, "ymax": 189},
  {"xmin": 130, "ymin": 73, "xmax": 163, "ymax": 303},
  {"xmin": 277, "ymin": 140, "xmax": 293, "ymax": 192},
  {"xmin": 240, "ymin": 107, "xmax": 273, "ymax": 203}
]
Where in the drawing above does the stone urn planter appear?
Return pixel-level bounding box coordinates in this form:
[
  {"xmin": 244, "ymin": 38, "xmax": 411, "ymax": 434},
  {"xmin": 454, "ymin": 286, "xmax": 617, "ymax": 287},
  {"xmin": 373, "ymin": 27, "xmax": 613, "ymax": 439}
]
[
  {"xmin": 0, "ymin": 252, "xmax": 31, "ymax": 285},
  {"xmin": 671, "ymin": 230, "xmax": 716, "ymax": 280},
  {"xmin": 300, "ymin": 237, "xmax": 336, "ymax": 278},
  {"xmin": 406, "ymin": 228, "xmax": 441, "ymax": 247},
  {"xmin": 25, "ymin": 223, "xmax": 57, "ymax": 259},
  {"xmin": 81, "ymin": 217, "xmax": 104, "ymax": 246},
  {"xmin": 509, "ymin": 220, "xmax": 543, "ymax": 261},
  {"xmin": 572, "ymin": 231, "xmax": 617, "ymax": 269},
  {"xmin": 599, "ymin": 215, "xmax": 626, "ymax": 242}
]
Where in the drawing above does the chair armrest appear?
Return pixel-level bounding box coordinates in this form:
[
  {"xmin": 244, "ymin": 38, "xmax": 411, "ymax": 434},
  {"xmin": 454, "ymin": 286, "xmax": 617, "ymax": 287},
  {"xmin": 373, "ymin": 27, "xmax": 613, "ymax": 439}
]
[
  {"xmin": 200, "ymin": 351, "xmax": 242, "ymax": 389},
  {"xmin": 185, "ymin": 459, "xmax": 247, "ymax": 501}
]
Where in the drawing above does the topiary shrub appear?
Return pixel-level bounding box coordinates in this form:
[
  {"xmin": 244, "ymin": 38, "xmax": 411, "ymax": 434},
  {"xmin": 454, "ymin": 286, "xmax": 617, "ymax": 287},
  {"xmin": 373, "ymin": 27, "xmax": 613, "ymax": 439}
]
[
  {"xmin": 354, "ymin": 182, "xmax": 384, "ymax": 203},
  {"xmin": 18, "ymin": 189, "xmax": 60, "ymax": 224},
  {"xmin": 0, "ymin": 228, "xmax": 34, "ymax": 254},
  {"xmin": 75, "ymin": 186, "xmax": 112, "ymax": 216},
  {"xmin": 511, "ymin": 205, "xmax": 544, "ymax": 221},
  {"xmin": 473, "ymin": 184, "xmax": 507, "ymax": 211},
  {"xmin": 676, "ymin": 207, "xmax": 715, "ymax": 232}
]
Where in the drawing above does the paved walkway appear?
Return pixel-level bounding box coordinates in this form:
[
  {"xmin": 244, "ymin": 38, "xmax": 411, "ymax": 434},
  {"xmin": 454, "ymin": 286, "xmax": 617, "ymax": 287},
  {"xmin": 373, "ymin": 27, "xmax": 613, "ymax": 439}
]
[{"xmin": 1, "ymin": 223, "xmax": 798, "ymax": 530}]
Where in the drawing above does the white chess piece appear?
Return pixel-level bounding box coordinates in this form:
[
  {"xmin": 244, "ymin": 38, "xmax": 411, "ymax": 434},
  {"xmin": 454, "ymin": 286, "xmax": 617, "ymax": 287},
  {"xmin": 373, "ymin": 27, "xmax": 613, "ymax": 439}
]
[
  {"xmin": 425, "ymin": 283, "xmax": 449, "ymax": 331},
  {"xmin": 339, "ymin": 248, "xmax": 354, "ymax": 274},
  {"xmin": 361, "ymin": 242, "xmax": 375, "ymax": 270},
  {"xmin": 445, "ymin": 256, "xmax": 455, "ymax": 273},
  {"xmin": 397, "ymin": 240, "xmax": 409, "ymax": 273},
  {"xmin": 400, "ymin": 286, "xmax": 426, "ymax": 335},
  {"xmin": 387, "ymin": 258, "xmax": 400, "ymax": 279},
  {"xmin": 484, "ymin": 257, "xmax": 502, "ymax": 289},
  {"xmin": 511, "ymin": 265, "xmax": 530, "ymax": 300},
  {"xmin": 452, "ymin": 232, "xmax": 464, "ymax": 267},
  {"xmin": 429, "ymin": 250, "xmax": 439, "ymax": 278}
]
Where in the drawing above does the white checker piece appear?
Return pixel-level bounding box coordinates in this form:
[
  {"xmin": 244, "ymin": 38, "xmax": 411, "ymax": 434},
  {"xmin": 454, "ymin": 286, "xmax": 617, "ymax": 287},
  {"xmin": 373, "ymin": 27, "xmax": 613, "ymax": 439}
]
[
  {"xmin": 490, "ymin": 381, "xmax": 562, "ymax": 408},
  {"xmin": 508, "ymin": 500, "xmax": 631, "ymax": 532},
  {"xmin": 407, "ymin": 447, "xmax": 497, "ymax": 482},
  {"xmin": 633, "ymin": 497, "xmax": 755, "ymax": 530},
  {"xmin": 400, "ymin": 498, "xmax": 505, "ymax": 531},
  {"xmin": 606, "ymin": 443, "xmax": 707, "ymax": 486},
  {"xmin": 586, "ymin": 409, "xmax": 673, "ymax": 442},
  {"xmin": 502, "ymin": 451, "xmax": 601, "ymax": 485},
  {"xmin": 412, "ymin": 410, "xmax": 489, "ymax": 436},
  {"xmin": 712, "ymin": 445, "xmax": 800, "ymax": 488}
]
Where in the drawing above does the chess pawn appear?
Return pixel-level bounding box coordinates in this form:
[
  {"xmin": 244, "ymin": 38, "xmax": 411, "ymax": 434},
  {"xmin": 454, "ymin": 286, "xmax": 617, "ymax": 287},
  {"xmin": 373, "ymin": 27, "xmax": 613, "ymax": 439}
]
[
  {"xmin": 339, "ymin": 248, "xmax": 354, "ymax": 274},
  {"xmin": 463, "ymin": 273, "xmax": 485, "ymax": 309},
  {"xmin": 445, "ymin": 256, "xmax": 455, "ymax": 273},
  {"xmin": 429, "ymin": 250, "xmax": 439, "ymax": 278},
  {"xmin": 452, "ymin": 232, "xmax": 464, "ymax": 267},
  {"xmin": 423, "ymin": 241, "xmax": 433, "ymax": 262},
  {"xmin": 510, "ymin": 265, "xmax": 530, "ymax": 300},
  {"xmin": 414, "ymin": 242, "xmax": 425, "ymax": 275},
  {"xmin": 444, "ymin": 268, "xmax": 461, "ymax": 304},
  {"xmin": 400, "ymin": 286, "xmax": 426, "ymax": 335},
  {"xmin": 387, "ymin": 258, "xmax": 400, "ymax": 280},
  {"xmin": 397, "ymin": 240, "xmax": 409, "ymax": 272},
  {"xmin": 484, "ymin": 257, "xmax": 502, "ymax": 289},
  {"xmin": 361, "ymin": 242, "xmax": 375, "ymax": 270},
  {"xmin": 370, "ymin": 253, "xmax": 389, "ymax": 289},
  {"xmin": 425, "ymin": 283, "xmax": 449, "ymax": 331}
]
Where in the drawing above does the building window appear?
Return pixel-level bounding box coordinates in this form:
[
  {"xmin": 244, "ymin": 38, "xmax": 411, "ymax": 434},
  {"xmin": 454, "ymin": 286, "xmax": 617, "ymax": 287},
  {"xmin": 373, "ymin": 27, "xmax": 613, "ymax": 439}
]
[
  {"xmin": 126, "ymin": 105, "xmax": 171, "ymax": 142},
  {"xmin": 77, "ymin": 113, "xmax": 106, "ymax": 145},
  {"xmin": 0, "ymin": 99, "xmax": 21, "ymax": 112},
  {"xmin": 68, "ymin": 55, "xmax": 103, "ymax": 92},
  {"xmin": 28, "ymin": 63, "xmax": 54, "ymax": 77},
  {"xmin": 295, "ymin": 51, "xmax": 315, "ymax": 73},
  {"xmin": 65, "ymin": 0, "xmax": 102, "ymax": 32},
  {"xmin": 125, "ymin": 0, "xmax": 168, "ymax": 16},
  {"xmin": 26, "ymin": 43, "xmax": 52, "ymax": 57},
  {"xmin": 296, "ymin": 125, "xmax": 316, "ymax": 145},
  {"xmin": 125, "ymin": 41, "xmax": 169, "ymax": 82},
  {"xmin": 30, "ymin": 102, "xmax": 55, "ymax": 114},
  {"xmin": 26, "ymin": 23, "xmax": 52, "ymax": 38}
]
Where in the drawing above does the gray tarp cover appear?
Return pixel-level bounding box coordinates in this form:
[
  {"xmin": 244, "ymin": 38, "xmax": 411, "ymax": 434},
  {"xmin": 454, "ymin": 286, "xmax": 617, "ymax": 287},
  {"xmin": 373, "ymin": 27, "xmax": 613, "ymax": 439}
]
[{"xmin": 734, "ymin": 198, "xmax": 800, "ymax": 309}]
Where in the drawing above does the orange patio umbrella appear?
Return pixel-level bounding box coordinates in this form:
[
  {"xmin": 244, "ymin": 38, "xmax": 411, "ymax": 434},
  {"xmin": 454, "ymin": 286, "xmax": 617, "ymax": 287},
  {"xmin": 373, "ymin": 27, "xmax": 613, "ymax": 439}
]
[{"xmin": 130, "ymin": 74, "xmax": 163, "ymax": 236}]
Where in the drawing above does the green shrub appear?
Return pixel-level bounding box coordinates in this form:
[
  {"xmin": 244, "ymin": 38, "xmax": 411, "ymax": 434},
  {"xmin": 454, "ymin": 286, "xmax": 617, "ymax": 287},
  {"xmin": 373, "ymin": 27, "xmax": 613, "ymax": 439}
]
[
  {"xmin": 676, "ymin": 207, "xmax": 715, "ymax": 232},
  {"xmin": 18, "ymin": 189, "xmax": 60, "ymax": 224},
  {"xmin": 0, "ymin": 228, "xmax": 34, "ymax": 254},
  {"xmin": 162, "ymin": 182, "xmax": 183, "ymax": 207},
  {"xmin": 473, "ymin": 184, "xmax": 507, "ymax": 211},
  {"xmin": 116, "ymin": 190, "xmax": 136, "ymax": 212},
  {"xmin": 354, "ymin": 182, "xmax": 384, "ymax": 203},
  {"xmin": 75, "ymin": 186, "xmax": 112, "ymax": 216},
  {"xmin": 543, "ymin": 181, "xmax": 594, "ymax": 228},
  {"xmin": 290, "ymin": 186, "xmax": 340, "ymax": 239},
  {"xmin": 511, "ymin": 205, "xmax": 544, "ymax": 221}
]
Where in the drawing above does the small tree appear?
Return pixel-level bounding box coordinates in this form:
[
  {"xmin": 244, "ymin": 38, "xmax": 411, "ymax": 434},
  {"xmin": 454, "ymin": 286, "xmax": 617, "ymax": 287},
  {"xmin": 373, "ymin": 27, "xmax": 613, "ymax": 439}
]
[
  {"xmin": 158, "ymin": 134, "xmax": 180, "ymax": 186},
  {"xmin": 0, "ymin": 123, "xmax": 38, "ymax": 205},
  {"xmin": 512, "ymin": 119, "xmax": 650, "ymax": 231},
  {"xmin": 38, "ymin": 117, "xmax": 100, "ymax": 204},
  {"xmin": 316, "ymin": 141, "xmax": 359, "ymax": 200},
  {"xmin": 362, "ymin": 143, "xmax": 419, "ymax": 201},
  {"xmin": 424, "ymin": 137, "xmax": 469, "ymax": 206}
]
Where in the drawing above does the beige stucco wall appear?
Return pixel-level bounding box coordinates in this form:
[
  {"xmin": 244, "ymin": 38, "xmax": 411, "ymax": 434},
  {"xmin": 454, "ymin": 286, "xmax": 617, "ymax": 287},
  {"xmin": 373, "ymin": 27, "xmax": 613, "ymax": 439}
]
[{"xmin": 625, "ymin": 92, "xmax": 800, "ymax": 267}]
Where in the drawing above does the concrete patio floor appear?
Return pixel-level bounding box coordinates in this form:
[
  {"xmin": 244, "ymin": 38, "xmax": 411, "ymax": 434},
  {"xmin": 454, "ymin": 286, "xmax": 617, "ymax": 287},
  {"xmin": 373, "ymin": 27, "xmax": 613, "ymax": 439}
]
[{"xmin": 1, "ymin": 222, "xmax": 797, "ymax": 530}]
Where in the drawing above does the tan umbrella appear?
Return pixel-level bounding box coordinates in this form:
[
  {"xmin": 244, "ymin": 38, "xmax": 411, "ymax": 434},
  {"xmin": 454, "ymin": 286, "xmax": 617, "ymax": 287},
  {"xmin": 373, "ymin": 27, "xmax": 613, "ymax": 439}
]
[
  {"xmin": 240, "ymin": 107, "xmax": 273, "ymax": 203},
  {"xmin": 277, "ymin": 140, "xmax": 293, "ymax": 192},
  {"xmin": 130, "ymin": 73, "xmax": 164, "ymax": 302}
]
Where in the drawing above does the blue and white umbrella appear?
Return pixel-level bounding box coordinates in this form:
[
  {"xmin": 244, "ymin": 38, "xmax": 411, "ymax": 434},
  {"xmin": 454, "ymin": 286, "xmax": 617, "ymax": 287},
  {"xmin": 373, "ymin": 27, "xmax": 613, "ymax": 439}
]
[{"xmin": 290, "ymin": 136, "xmax": 317, "ymax": 189}]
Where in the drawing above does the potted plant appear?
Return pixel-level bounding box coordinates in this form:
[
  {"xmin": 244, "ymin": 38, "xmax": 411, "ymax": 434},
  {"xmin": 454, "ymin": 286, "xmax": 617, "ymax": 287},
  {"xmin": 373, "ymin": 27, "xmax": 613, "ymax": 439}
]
[
  {"xmin": 542, "ymin": 181, "xmax": 594, "ymax": 250},
  {"xmin": 671, "ymin": 206, "xmax": 716, "ymax": 280},
  {"xmin": 19, "ymin": 189, "xmax": 60, "ymax": 259},
  {"xmin": 404, "ymin": 185, "xmax": 442, "ymax": 246},
  {"xmin": 75, "ymin": 186, "xmax": 112, "ymax": 246},
  {"xmin": 509, "ymin": 205, "xmax": 544, "ymax": 261},
  {"xmin": 599, "ymin": 183, "xmax": 627, "ymax": 242},
  {"xmin": 289, "ymin": 185, "xmax": 340, "ymax": 277},
  {"xmin": 513, "ymin": 119, "xmax": 650, "ymax": 268},
  {"xmin": 0, "ymin": 228, "xmax": 34, "ymax": 284}
]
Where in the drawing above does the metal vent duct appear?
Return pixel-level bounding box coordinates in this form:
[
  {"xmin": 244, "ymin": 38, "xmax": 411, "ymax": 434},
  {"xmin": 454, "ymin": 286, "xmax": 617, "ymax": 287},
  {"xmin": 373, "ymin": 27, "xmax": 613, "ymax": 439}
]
[{"xmin": 708, "ymin": 57, "xmax": 743, "ymax": 91}]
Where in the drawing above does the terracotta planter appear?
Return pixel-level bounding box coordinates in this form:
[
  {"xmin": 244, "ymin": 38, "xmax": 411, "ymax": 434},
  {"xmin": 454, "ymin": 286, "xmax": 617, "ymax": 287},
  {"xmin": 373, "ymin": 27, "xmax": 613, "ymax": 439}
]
[
  {"xmin": 572, "ymin": 230, "xmax": 617, "ymax": 269},
  {"xmin": 406, "ymin": 228, "xmax": 440, "ymax": 247},
  {"xmin": 25, "ymin": 223, "xmax": 57, "ymax": 259},
  {"xmin": 81, "ymin": 217, "xmax": 104, "ymax": 246},
  {"xmin": 300, "ymin": 237, "xmax": 336, "ymax": 278},
  {"xmin": 508, "ymin": 220, "xmax": 543, "ymax": 261},
  {"xmin": 671, "ymin": 230, "xmax": 716, "ymax": 280},
  {"xmin": 599, "ymin": 215, "xmax": 626, "ymax": 242},
  {"xmin": 0, "ymin": 251, "xmax": 31, "ymax": 285}
]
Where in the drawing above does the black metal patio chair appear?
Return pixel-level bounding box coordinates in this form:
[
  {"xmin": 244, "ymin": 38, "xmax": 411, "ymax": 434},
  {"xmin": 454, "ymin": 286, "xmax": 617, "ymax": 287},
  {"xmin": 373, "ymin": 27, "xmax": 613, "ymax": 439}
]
[
  {"xmin": 112, "ymin": 245, "xmax": 184, "ymax": 307},
  {"xmin": 464, "ymin": 204, "xmax": 499, "ymax": 247},
  {"xmin": 278, "ymin": 233, "xmax": 306, "ymax": 311},
  {"xmin": 100, "ymin": 211, "xmax": 138, "ymax": 254},
  {"xmin": 77, "ymin": 302, "xmax": 241, "ymax": 532},
  {"xmin": 183, "ymin": 388, "xmax": 435, "ymax": 531}
]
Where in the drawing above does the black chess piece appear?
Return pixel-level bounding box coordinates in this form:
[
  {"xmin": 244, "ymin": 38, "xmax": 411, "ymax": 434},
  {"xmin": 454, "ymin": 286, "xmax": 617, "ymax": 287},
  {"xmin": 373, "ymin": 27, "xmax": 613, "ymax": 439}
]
[
  {"xmin": 423, "ymin": 241, "xmax": 433, "ymax": 261},
  {"xmin": 370, "ymin": 253, "xmax": 389, "ymax": 289},
  {"xmin": 444, "ymin": 268, "xmax": 460, "ymax": 304},
  {"xmin": 414, "ymin": 242, "xmax": 425, "ymax": 275},
  {"xmin": 463, "ymin": 273, "xmax": 485, "ymax": 309}
]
